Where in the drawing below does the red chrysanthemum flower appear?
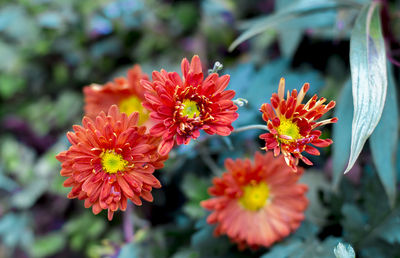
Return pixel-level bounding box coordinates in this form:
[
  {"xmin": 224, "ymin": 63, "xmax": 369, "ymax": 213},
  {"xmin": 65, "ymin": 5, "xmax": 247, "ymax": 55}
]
[
  {"xmin": 84, "ymin": 65, "xmax": 152, "ymax": 126},
  {"xmin": 56, "ymin": 105, "xmax": 166, "ymax": 220},
  {"xmin": 259, "ymin": 78, "xmax": 338, "ymax": 172},
  {"xmin": 201, "ymin": 152, "xmax": 308, "ymax": 249},
  {"xmin": 141, "ymin": 55, "xmax": 239, "ymax": 155}
]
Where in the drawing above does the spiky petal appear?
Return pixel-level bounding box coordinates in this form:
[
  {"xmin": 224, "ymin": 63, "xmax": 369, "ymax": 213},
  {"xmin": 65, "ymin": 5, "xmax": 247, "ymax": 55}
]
[
  {"xmin": 56, "ymin": 105, "xmax": 167, "ymax": 220},
  {"xmin": 84, "ymin": 65, "xmax": 152, "ymax": 126},
  {"xmin": 259, "ymin": 78, "xmax": 337, "ymax": 171},
  {"xmin": 201, "ymin": 152, "xmax": 308, "ymax": 249},
  {"xmin": 142, "ymin": 55, "xmax": 239, "ymax": 155}
]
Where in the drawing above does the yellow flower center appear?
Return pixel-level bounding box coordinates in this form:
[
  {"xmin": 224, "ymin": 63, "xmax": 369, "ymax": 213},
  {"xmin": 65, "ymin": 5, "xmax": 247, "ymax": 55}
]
[
  {"xmin": 100, "ymin": 150, "xmax": 128, "ymax": 174},
  {"xmin": 239, "ymin": 182, "xmax": 270, "ymax": 211},
  {"xmin": 277, "ymin": 116, "xmax": 301, "ymax": 143},
  {"xmin": 181, "ymin": 99, "xmax": 200, "ymax": 118},
  {"xmin": 119, "ymin": 96, "xmax": 149, "ymax": 125}
]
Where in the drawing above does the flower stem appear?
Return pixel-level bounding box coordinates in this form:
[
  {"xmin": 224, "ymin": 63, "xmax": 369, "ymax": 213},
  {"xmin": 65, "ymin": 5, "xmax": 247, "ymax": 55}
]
[
  {"xmin": 233, "ymin": 124, "xmax": 269, "ymax": 133},
  {"xmin": 199, "ymin": 145, "xmax": 223, "ymax": 176},
  {"xmin": 123, "ymin": 201, "xmax": 134, "ymax": 243}
]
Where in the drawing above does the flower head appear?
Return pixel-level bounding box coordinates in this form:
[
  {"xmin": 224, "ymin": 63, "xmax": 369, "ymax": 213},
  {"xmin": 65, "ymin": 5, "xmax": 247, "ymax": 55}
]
[
  {"xmin": 84, "ymin": 65, "xmax": 151, "ymax": 126},
  {"xmin": 142, "ymin": 55, "xmax": 238, "ymax": 155},
  {"xmin": 56, "ymin": 105, "xmax": 166, "ymax": 220},
  {"xmin": 259, "ymin": 78, "xmax": 338, "ymax": 171},
  {"xmin": 201, "ymin": 152, "xmax": 308, "ymax": 249}
]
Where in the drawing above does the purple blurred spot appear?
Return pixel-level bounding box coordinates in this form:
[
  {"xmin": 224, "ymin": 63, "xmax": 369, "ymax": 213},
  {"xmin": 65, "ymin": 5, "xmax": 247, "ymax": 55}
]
[
  {"xmin": 2, "ymin": 116, "xmax": 56, "ymax": 154},
  {"xmin": 89, "ymin": 15, "xmax": 113, "ymax": 38},
  {"xmin": 325, "ymin": 158, "xmax": 362, "ymax": 185},
  {"xmin": 337, "ymin": 20, "xmax": 344, "ymax": 31},
  {"xmin": 221, "ymin": 11, "xmax": 234, "ymax": 24}
]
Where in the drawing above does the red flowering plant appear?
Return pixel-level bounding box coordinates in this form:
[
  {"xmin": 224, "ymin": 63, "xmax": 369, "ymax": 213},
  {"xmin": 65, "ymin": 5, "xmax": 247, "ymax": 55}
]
[
  {"xmin": 53, "ymin": 55, "xmax": 338, "ymax": 257},
  {"xmin": 84, "ymin": 65, "xmax": 152, "ymax": 126},
  {"xmin": 56, "ymin": 105, "xmax": 166, "ymax": 220},
  {"xmin": 259, "ymin": 78, "xmax": 338, "ymax": 172},
  {"xmin": 5, "ymin": 0, "xmax": 398, "ymax": 256},
  {"xmin": 141, "ymin": 55, "xmax": 239, "ymax": 155},
  {"xmin": 201, "ymin": 152, "xmax": 308, "ymax": 250}
]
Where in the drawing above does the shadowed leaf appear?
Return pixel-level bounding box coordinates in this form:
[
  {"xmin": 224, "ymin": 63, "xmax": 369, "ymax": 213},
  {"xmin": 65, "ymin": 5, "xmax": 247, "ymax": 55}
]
[
  {"xmin": 369, "ymin": 64, "xmax": 398, "ymax": 207},
  {"xmin": 345, "ymin": 2, "xmax": 387, "ymax": 173}
]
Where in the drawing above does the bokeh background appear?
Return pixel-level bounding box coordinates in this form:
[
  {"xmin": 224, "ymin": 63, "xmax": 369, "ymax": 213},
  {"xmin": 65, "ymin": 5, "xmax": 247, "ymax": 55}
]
[{"xmin": 1, "ymin": 0, "xmax": 400, "ymax": 257}]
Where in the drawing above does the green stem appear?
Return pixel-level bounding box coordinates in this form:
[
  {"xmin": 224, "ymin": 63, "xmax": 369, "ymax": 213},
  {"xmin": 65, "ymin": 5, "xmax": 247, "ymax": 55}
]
[
  {"xmin": 199, "ymin": 145, "xmax": 223, "ymax": 176},
  {"xmin": 233, "ymin": 124, "xmax": 269, "ymax": 133},
  {"xmin": 354, "ymin": 206, "xmax": 399, "ymax": 249}
]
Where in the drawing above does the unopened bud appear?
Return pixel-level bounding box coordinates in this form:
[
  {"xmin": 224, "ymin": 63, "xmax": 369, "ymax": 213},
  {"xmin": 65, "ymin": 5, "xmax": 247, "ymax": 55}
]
[
  {"xmin": 208, "ymin": 61, "xmax": 224, "ymax": 74},
  {"xmin": 233, "ymin": 98, "xmax": 248, "ymax": 107}
]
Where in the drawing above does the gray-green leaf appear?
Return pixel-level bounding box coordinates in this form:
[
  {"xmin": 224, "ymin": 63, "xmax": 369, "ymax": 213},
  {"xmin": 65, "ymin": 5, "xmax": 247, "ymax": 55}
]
[
  {"xmin": 229, "ymin": 0, "xmax": 359, "ymax": 51},
  {"xmin": 369, "ymin": 64, "xmax": 398, "ymax": 207},
  {"xmin": 332, "ymin": 80, "xmax": 353, "ymax": 188},
  {"xmin": 345, "ymin": 2, "xmax": 387, "ymax": 173},
  {"xmin": 334, "ymin": 242, "xmax": 356, "ymax": 258}
]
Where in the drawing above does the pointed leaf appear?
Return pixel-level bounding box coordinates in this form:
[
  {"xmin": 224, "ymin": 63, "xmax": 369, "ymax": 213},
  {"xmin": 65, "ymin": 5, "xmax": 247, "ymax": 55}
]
[
  {"xmin": 374, "ymin": 207, "xmax": 400, "ymax": 244},
  {"xmin": 228, "ymin": 0, "xmax": 358, "ymax": 51},
  {"xmin": 345, "ymin": 2, "xmax": 387, "ymax": 173},
  {"xmin": 369, "ymin": 64, "xmax": 398, "ymax": 207},
  {"xmin": 332, "ymin": 80, "xmax": 353, "ymax": 188}
]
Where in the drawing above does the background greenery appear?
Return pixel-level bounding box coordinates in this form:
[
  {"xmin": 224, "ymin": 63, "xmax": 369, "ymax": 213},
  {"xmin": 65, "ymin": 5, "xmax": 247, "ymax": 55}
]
[{"xmin": 0, "ymin": 0, "xmax": 399, "ymax": 257}]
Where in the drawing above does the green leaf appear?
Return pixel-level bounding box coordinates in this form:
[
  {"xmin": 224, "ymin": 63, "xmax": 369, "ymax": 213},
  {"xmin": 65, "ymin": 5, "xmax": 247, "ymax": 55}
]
[
  {"xmin": 369, "ymin": 64, "xmax": 398, "ymax": 207},
  {"xmin": 332, "ymin": 80, "xmax": 353, "ymax": 188},
  {"xmin": 341, "ymin": 204, "xmax": 366, "ymax": 241},
  {"xmin": 0, "ymin": 172, "xmax": 18, "ymax": 192},
  {"xmin": 118, "ymin": 243, "xmax": 141, "ymax": 258},
  {"xmin": 360, "ymin": 240, "xmax": 400, "ymax": 258},
  {"xmin": 345, "ymin": 2, "xmax": 387, "ymax": 173},
  {"xmin": 191, "ymin": 222, "xmax": 231, "ymax": 256},
  {"xmin": 261, "ymin": 221, "xmax": 337, "ymax": 258},
  {"xmin": 11, "ymin": 179, "xmax": 48, "ymax": 209},
  {"xmin": 0, "ymin": 212, "xmax": 33, "ymax": 250},
  {"xmin": 181, "ymin": 174, "xmax": 210, "ymax": 219},
  {"xmin": 0, "ymin": 74, "xmax": 25, "ymax": 98},
  {"xmin": 361, "ymin": 166, "xmax": 391, "ymax": 224},
  {"xmin": 299, "ymin": 170, "xmax": 330, "ymax": 226},
  {"xmin": 261, "ymin": 239, "xmax": 303, "ymax": 258},
  {"xmin": 262, "ymin": 235, "xmax": 342, "ymax": 258},
  {"xmin": 171, "ymin": 249, "xmax": 199, "ymax": 258},
  {"xmin": 373, "ymin": 207, "xmax": 400, "ymax": 244},
  {"xmin": 64, "ymin": 213, "xmax": 106, "ymax": 251},
  {"xmin": 334, "ymin": 242, "xmax": 355, "ymax": 258},
  {"xmin": 229, "ymin": 0, "xmax": 358, "ymax": 51},
  {"xmin": 32, "ymin": 232, "xmax": 66, "ymax": 258}
]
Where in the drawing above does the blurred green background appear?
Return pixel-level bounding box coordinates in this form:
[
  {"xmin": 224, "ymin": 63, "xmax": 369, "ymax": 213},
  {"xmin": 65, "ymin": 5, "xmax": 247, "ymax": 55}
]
[{"xmin": 1, "ymin": 0, "xmax": 400, "ymax": 257}]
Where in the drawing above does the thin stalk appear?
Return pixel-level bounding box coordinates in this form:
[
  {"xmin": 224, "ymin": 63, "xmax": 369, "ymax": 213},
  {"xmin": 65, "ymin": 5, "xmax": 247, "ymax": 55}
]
[
  {"xmin": 233, "ymin": 124, "xmax": 269, "ymax": 133},
  {"xmin": 123, "ymin": 201, "xmax": 134, "ymax": 243},
  {"xmin": 199, "ymin": 145, "xmax": 223, "ymax": 176}
]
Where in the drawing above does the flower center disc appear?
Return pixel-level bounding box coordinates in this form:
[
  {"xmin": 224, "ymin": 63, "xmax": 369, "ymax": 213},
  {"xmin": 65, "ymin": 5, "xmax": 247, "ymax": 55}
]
[
  {"xmin": 119, "ymin": 96, "xmax": 149, "ymax": 125},
  {"xmin": 181, "ymin": 99, "xmax": 200, "ymax": 119},
  {"xmin": 277, "ymin": 117, "xmax": 301, "ymax": 143},
  {"xmin": 239, "ymin": 182, "xmax": 270, "ymax": 211},
  {"xmin": 100, "ymin": 150, "xmax": 128, "ymax": 174}
]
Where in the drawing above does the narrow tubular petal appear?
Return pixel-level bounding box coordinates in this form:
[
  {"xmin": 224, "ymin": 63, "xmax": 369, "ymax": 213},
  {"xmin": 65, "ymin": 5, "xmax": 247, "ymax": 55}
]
[
  {"xmin": 142, "ymin": 55, "xmax": 238, "ymax": 155},
  {"xmin": 56, "ymin": 105, "xmax": 166, "ymax": 220},
  {"xmin": 259, "ymin": 79, "xmax": 337, "ymax": 171},
  {"xmin": 201, "ymin": 152, "xmax": 308, "ymax": 249}
]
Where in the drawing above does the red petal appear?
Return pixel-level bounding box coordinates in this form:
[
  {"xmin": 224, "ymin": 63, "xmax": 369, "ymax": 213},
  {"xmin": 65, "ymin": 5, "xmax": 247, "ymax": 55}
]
[{"xmin": 158, "ymin": 138, "xmax": 174, "ymax": 156}]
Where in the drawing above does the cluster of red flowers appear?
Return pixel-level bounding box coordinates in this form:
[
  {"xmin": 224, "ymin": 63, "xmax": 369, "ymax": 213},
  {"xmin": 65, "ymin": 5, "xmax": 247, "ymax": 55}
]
[
  {"xmin": 56, "ymin": 55, "xmax": 337, "ymax": 249},
  {"xmin": 259, "ymin": 78, "xmax": 338, "ymax": 172},
  {"xmin": 57, "ymin": 56, "xmax": 239, "ymax": 220}
]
